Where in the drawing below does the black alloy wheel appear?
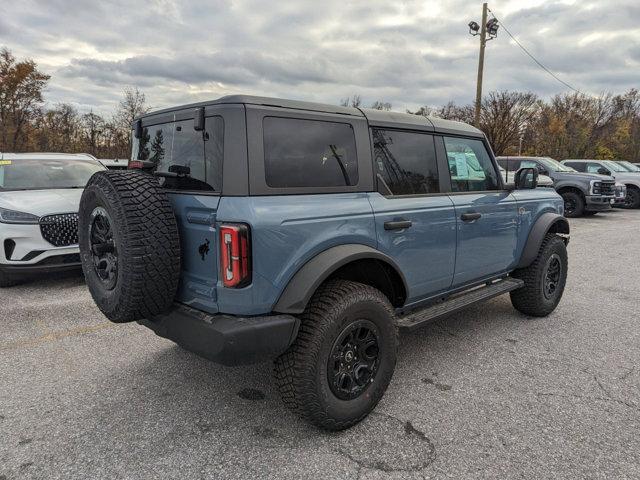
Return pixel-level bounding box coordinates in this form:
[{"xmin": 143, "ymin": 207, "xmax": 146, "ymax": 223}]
[
  {"xmin": 564, "ymin": 197, "xmax": 577, "ymax": 216},
  {"xmin": 88, "ymin": 206, "xmax": 118, "ymax": 290},
  {"xmin": 542, "ymin": 253, "xmax": 562, "ymax": 300},
  {"xmin": 328, "ymin": 320, "xmax": 381, "ymax": 401}
]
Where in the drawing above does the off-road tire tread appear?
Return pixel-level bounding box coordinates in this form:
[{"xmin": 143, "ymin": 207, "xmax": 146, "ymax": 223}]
[
  {"xmin": 510, "ymin": 234, "xmax": 567, "ymax": 317},
  {"xmin": 624, "ymin": 186, "xmax": 640, "ymax": 209},
  {"xmin": 273, "ymin": 279, "xmax": 398, "ymax": 430},
  {"xmin": 79, "ymin": 170, "xmax": 180, "ymax": 322}
]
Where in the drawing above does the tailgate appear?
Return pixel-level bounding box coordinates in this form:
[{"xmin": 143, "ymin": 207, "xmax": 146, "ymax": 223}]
[{"xmin": 168, "ymin": 193, "xmax": 221, "ymax": 313}]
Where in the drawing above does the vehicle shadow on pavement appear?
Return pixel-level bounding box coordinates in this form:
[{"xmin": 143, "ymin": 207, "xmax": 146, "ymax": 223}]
[
  {"xmin": 73, "ymin": 297, "xmax": 531, "ymax": 476},
  {"xmin": 17, "ymin": 269, "xmax": 85, "ymax": 289}
]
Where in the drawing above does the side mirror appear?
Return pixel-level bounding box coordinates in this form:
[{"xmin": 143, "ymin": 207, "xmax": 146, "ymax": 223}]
[
  {"xmin": 536, "ymin": 166, "xmax": 549, "ymax": 176},
  {"xmin": 515, "ymin": 167, "xmax": 538, "ymax": 189},
  {"xmin": 133, "ymin": 119, "xmax": 143, "ymax": 139},
  {"xmin": 194, "ymin": 107, "xmax": 205, "ymax": 131},
  {"xmin": 597, "ymin": 167, "xmax": 610, "ymax": 175}
]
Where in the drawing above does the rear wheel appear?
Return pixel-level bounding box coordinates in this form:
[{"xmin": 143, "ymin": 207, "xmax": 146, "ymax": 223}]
[
  {"xmin": 78, "ymin": 171, "xmax": 181, "ymax": 323},
  {"xmin": 561, "ymin": 191, "xmax": 584, "ymax": 218},
  {"xmin": 274, "ymin": 280, "xmax": 398, "ymax": 430},
  {"xmin": 510, "ymin": 234, "xmax": 568, "ymax": 317}
]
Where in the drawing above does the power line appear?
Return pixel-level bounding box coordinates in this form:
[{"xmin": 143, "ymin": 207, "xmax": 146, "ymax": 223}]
[{"xmin": 488, "ymin": 9, "xmax": 585, "ymax": 95}]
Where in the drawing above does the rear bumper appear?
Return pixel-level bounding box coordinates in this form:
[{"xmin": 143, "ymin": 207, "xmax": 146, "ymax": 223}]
[
  {"xmin": 142, "ymin": 304, "xmax": 300, "ymax": 366},
  {"xmin": 585, "ymin": 195, "xmax": 614, "ymax": 211}
]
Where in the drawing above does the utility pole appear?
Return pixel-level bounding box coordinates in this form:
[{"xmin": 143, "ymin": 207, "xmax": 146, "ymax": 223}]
[
  {"xmin": 468, "ymin": 4, "xmax": 499, "ymax": 127},
  {"xmin": 474, "ymin": 3, "xmax": 488, "ymax": 127}
]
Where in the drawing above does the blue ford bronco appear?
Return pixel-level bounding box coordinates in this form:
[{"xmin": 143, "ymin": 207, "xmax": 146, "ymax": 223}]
[{"xmin": 78, "ymin": 95, "xmax": 569, "ymax": 430}]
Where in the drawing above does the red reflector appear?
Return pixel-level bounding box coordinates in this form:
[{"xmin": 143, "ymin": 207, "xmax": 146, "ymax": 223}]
[
  {"xmin": 128, "ymin": 160, "xmax": 145, "ymax": 169},
  {"xmin": 219, "ymin": 223, "xmax": 251, "ymax": 288}
]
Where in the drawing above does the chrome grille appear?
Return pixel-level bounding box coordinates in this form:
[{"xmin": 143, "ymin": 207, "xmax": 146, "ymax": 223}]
[
  {"xmin": 39, "ymin": 213, "xmax": 79, "ymax": 247},
  {"xmin": 600, "ymin": 181, "xmax": 615, "ymax": 196}
]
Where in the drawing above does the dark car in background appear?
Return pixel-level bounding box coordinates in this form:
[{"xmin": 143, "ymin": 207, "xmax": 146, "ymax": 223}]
[
  {"xmin": 562, "ymin": 159, "xmax": 640, "ymax": 209},
  {"xmin": 497, "ymin": 156, "xmax": 616, "ymax": 217}
]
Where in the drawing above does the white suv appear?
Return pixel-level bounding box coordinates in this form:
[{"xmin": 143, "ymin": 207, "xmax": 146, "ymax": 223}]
[{"xmin": 0, "ymin": 152, "xmax": 106, "ymax": 287}]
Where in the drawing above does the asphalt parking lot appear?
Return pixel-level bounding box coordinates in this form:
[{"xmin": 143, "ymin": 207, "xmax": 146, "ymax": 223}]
[{"xmin": 1, "ymin": 209, "xmax": 639, "ymax": 480}]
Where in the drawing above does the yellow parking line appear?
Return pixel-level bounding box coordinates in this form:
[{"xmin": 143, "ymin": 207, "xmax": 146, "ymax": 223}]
[{"xmin": 0, "ymin": 322, "xmax": 115, "ymax": 351}]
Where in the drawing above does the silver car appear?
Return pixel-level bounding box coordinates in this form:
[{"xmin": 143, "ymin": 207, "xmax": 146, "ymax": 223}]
[{"xmin": 0, "ymin": 153, "xmax": 106, "ymax": 287}]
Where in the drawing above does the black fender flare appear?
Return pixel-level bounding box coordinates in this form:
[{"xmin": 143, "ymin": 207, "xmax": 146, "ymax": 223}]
[
  {"xmin": 516, "ymin": 213, "xmax": 569, "ymax": 269},
  {"xmin": 272, "ymin": 244, "xmax": 408, "ymax": 314}
]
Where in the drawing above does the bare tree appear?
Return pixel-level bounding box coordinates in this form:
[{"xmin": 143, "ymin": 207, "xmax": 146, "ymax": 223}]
[
  {"xmin": 339, "ymin": 94, "xmax": 362, "ymax": 108},
  {"xmin": 371, "ymin": 100, "xmax": 392, "ymax": 111},
  {"xmin": 113, "ymin": 86, "xmax": 150, "ymax": 153},
  {"xmin": 81, "ymin": 110, "xmax": 104, "ymax": 156},
  {"xmin": 479, "ymin": 91, "xmax": 539, "ymax": 155},
  {"xmin": 407, "ymin": 106, "xmax": 436, "ymax": 117}
]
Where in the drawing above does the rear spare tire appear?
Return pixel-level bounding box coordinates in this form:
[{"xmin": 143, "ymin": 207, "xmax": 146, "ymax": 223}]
[{"xmin": 78, "ymin": 171, "xmax": 181, "ymax": 323}]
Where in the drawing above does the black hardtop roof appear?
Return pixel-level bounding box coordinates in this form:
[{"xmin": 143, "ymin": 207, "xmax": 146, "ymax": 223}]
[{"xmin": 139, "ymin": 95, "xmax": 484, "ymax": 138}]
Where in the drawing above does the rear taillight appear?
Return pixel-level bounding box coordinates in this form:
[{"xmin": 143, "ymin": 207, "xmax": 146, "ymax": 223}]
[
  {"xmin": 219, "ymin": 223, "xmax": 251, "ymax": 288},
  {"xmin": 128, "ymin": 160, "xmax": 155, "ymax": 170}
]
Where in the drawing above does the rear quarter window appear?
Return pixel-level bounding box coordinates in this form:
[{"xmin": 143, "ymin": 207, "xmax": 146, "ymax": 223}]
[{"xmin": 263, "ymin": 117, "xmax": 358, "ymax": 188}]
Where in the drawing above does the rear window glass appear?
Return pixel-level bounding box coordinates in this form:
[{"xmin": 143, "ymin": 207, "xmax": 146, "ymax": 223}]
[
  {"xmin": 263, "ymin": 117, "xmax": 358, "ymax": 188},
  {"xmin": 372, "ymin": 129, "xmax": 439, "ymax": 195},
  {"xmin": 133, "ymin": 116, "xmax": 223, "ymax": 191}
]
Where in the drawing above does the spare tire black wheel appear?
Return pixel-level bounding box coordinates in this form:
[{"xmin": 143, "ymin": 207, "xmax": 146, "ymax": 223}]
[{"xmin": 78, "ymin": 171, "xmax": 181, "ymax": 323}]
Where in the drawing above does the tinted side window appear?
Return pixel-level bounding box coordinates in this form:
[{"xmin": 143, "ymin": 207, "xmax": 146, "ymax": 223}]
[
  {"xmin": 520, "ymin": 160, "xmax": 538, "ymax": 170},
  {"xmin": 263, "ymin": 117, "xmax": 358, "ymax": 188},
  {"xmin": 372, "ymin": 129, "xmax": 439, "ymax": 195},
  {"xmin": 565, "ymin": 161, "xmax": 584, "ymax": 172},
  {"xmin": 443, "ymin": 137, "xmax": 499, "ymax": 192},
  {"xmin": 586, "ymin": 162, "xmax": 603, "ymax": 173},
  {"xmin": 496, "ymin": 158, "xmax": 508, "ymax": 169},
  {"xmin": 508, "ymin": 159, "xmax": 522, "ymax": 171}
]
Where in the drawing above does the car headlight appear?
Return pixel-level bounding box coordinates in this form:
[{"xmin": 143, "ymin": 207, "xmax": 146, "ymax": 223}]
[
  {"xmin": 0, "ymin": 207, "xmax": 40, "ymax": 224},
  {"xmin": 590, "ymin": 180, "xmax": 602, "ymax": 195}
]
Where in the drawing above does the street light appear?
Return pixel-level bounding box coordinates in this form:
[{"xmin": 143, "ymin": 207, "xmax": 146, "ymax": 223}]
[
  {"xmin": 468, "ymin": 4, "xmax": 500, "ymax": 126},
  {"xmin": 486, "ymin": 18, "xmax": 499, "ymax": 39}
]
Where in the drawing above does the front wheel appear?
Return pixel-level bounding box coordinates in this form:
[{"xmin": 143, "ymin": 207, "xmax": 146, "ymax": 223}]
[
  {"xmin": 274, "ymin": 280, "xmax": 398, "ymax": 430},
  {"xmin": 623, "ymin": 187, "xmax": 640, "ymax": 209},
  {"xmin": 561, "ymin": 191, "xmax": 585, "ymax": 218},
  {"xmin": 510, "ymin": 234, "xmax": 568, "ymax": 317}
]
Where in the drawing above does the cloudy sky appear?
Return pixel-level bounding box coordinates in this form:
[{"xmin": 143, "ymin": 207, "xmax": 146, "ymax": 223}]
[{"xmin": 1, "ymin": 0, "xmax": 638, "ymax": 115}]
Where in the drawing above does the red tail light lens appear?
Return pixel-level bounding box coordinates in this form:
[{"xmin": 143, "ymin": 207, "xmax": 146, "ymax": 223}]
[
  {"xmin": 219, "ymin": 223, "xmax": 251, "ymax": 288},
  {"xmin": 128, "ymin": 160, "xmax": 154, "ymax": 170}
]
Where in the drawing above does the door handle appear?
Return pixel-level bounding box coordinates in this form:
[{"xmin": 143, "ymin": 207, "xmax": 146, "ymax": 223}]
[
  {"xmin": 384, "ymin": 220, "xmax": 412, "ymax": 230},
  {"xmin": 461, "ymin": 212, "xmax": 482, "ymax": 222}
]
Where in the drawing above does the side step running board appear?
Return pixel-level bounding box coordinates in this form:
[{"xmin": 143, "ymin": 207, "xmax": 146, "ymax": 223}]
[{"xmin": 397, "ymin": 278, "xmax": 524, "ymax": 331}]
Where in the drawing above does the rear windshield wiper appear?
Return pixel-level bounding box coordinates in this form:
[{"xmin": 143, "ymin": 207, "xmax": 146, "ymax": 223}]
[
  {"xmin": 154, "ymin": 165, "xmax": 214, "ymax": 192},
  {"xmin": 328, "ymin": 144, "xmax": 351, "ymax": 186}
]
